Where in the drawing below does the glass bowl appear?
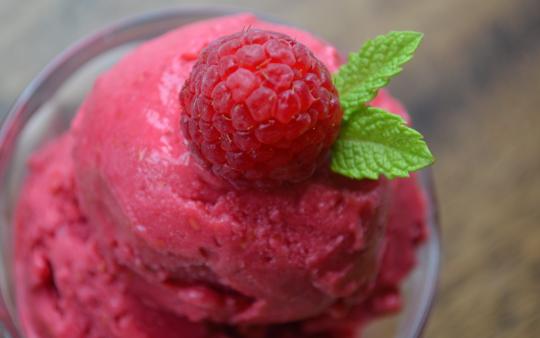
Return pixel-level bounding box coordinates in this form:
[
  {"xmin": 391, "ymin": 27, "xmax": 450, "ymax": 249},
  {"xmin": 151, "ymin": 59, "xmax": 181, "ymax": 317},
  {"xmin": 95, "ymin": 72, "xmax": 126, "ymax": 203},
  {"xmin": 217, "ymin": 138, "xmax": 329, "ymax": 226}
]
[{"xmin": 0, "ymin": 6, "xmax": 440, "ymax": 338}]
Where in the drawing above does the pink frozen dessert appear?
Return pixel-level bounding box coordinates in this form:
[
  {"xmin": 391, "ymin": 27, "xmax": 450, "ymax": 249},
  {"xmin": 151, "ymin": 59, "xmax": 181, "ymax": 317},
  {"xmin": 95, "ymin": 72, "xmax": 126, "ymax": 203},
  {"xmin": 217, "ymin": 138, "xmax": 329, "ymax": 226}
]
[{"xmin": 15, "ymin": 13, "xmax": 431, "ymax": 338}]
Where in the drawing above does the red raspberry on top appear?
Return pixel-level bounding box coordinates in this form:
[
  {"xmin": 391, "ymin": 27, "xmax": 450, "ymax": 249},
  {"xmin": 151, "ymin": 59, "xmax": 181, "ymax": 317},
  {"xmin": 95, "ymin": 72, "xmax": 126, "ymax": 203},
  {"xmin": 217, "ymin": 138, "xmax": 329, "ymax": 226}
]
[{"xmin": 180, "ymin": 29, "xmax": 343, "ymax": 188}]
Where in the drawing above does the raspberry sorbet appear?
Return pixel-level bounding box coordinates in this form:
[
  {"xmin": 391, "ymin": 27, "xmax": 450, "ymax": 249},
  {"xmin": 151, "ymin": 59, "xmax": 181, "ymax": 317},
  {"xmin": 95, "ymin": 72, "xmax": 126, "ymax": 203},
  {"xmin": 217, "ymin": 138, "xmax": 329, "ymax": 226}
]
[{"xmin": 15, "ymin": 14, "xmax": 427, "ymax": 338}]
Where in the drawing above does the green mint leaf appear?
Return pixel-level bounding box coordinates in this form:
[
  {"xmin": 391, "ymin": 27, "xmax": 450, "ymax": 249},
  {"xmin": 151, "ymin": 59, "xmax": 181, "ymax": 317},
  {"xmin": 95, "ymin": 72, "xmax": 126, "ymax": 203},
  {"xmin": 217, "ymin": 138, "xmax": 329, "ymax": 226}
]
[
  {"xmin": 334, "ymin": 31, "xmax": 423, "ymax": 119},
  {"xmin": 331, "ymin": 107, "xmax": 434, "ymax": 180}
]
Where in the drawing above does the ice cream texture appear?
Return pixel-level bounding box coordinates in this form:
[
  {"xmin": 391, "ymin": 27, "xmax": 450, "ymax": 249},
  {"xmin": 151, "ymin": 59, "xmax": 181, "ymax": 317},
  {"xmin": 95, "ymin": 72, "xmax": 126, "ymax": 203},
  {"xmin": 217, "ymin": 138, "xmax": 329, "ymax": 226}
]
[{"xmin": 15, "ymin": 14, "xmax": 427, "ymax": 338}]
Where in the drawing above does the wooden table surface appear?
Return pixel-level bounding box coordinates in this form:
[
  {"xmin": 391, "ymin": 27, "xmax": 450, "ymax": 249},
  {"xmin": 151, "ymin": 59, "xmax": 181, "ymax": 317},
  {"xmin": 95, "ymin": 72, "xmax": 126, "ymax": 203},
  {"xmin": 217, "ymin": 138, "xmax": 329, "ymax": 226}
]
[{"xmin": 1, "ymin": 0, "xmax": 539, "ymax": 337}]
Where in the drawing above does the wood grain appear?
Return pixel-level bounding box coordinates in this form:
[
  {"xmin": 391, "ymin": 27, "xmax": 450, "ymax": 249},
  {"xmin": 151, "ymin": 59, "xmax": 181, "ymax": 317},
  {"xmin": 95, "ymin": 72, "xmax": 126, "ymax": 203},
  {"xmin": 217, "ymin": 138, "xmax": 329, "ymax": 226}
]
[{"xmin": 1, "ymin": 0, "xmax": 539, "ymax": 337}]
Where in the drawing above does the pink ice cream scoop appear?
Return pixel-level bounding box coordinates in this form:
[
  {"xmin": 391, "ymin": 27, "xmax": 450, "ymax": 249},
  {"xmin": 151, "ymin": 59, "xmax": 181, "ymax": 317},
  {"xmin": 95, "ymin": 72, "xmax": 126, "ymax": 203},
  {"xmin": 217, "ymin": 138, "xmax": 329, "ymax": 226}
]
[{"xmin": 15, "ymin": 13, "xmax": 427, "ymax": 338}]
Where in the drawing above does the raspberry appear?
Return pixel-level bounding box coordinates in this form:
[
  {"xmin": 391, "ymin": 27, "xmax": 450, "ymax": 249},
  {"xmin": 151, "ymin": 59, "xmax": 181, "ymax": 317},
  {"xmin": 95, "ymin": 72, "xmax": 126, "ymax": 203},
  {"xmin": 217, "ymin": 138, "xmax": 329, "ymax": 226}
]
[{"xmin": 180, "ymin": 29, "xmax": 343, "ymax": 188}]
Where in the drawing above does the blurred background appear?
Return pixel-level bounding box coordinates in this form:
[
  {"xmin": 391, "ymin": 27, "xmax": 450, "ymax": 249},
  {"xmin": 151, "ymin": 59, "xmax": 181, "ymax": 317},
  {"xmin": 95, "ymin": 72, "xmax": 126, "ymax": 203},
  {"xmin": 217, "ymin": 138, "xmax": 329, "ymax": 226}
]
[{"xmin": 1, "ymin": 0, "xmax": 539, "ymax": 337}]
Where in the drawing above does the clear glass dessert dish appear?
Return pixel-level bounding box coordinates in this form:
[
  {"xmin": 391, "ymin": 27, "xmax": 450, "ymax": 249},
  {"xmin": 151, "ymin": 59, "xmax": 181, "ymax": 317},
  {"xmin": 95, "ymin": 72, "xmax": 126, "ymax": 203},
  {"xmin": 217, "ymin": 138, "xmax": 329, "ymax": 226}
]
[{"xmin": 0, "ymin": 6, "xmax": 440, "ymax": 338}]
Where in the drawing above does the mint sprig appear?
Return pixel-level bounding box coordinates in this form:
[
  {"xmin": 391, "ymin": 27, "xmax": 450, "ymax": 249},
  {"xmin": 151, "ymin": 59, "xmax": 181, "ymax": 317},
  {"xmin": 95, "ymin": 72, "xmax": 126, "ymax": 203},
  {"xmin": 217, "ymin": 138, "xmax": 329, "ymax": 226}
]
[{"xmin": 331, "ymin": 31, "xmax": 434, "ymax": 180}]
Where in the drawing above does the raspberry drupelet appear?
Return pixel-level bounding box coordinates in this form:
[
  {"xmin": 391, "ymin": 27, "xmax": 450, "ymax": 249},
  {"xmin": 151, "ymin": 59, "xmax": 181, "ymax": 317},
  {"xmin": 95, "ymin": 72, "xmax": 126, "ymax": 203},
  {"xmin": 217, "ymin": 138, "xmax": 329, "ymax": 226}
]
[{"xmin": 180, "ymin": 29, "xmax": 343, "ymax": 188}]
